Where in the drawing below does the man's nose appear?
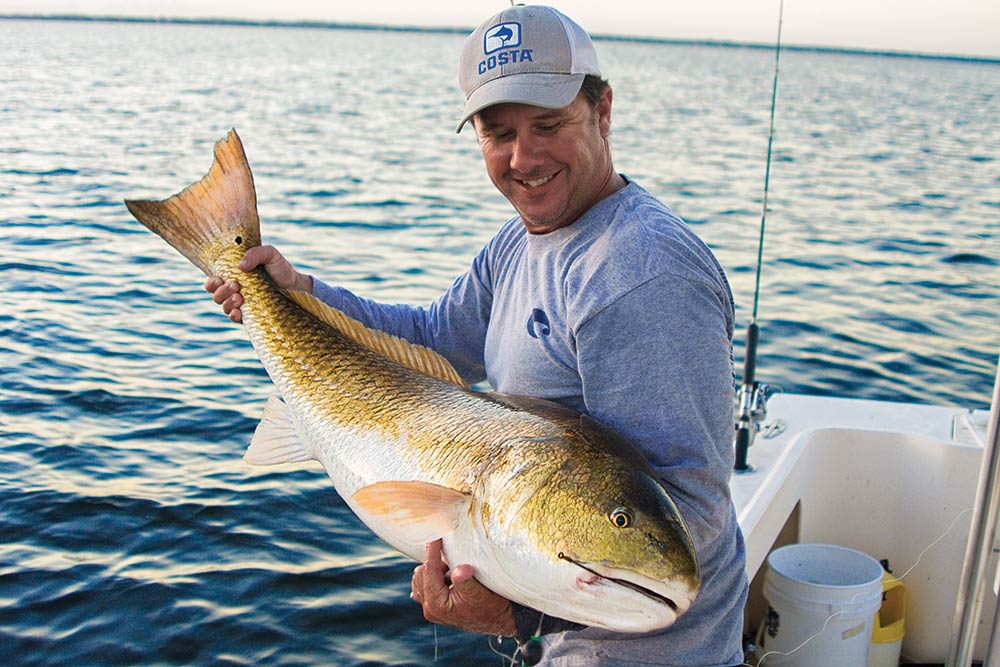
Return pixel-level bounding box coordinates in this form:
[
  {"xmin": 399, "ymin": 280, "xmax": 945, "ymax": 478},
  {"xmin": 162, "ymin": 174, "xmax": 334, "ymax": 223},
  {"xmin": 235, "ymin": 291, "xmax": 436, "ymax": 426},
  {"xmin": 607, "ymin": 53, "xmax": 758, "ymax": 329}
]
[{"xmin": 509, "ymin": 134, "xmax": 544, "ymax": 173}]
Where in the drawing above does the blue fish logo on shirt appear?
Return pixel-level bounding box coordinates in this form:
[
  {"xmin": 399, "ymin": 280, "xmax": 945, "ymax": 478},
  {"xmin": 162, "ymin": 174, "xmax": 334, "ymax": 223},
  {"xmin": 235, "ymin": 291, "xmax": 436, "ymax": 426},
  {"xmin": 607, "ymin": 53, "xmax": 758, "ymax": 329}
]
[{"xmin": 527, "ymin": 308, "xmax": 551, "ymax": 338}]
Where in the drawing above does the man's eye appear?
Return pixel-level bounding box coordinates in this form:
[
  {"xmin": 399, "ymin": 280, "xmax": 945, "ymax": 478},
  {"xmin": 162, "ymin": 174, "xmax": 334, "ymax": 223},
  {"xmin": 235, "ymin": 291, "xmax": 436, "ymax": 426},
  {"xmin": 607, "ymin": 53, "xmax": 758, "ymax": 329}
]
[{"xmin": 536, "ymin": 123, "xmax": 561, "ymax": 135}]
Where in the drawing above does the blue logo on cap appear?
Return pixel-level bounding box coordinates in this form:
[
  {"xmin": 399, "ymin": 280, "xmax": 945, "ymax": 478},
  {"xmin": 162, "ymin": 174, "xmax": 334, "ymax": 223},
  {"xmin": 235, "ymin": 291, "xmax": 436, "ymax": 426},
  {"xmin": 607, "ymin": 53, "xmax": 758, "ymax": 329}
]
[{"xmin": 484, "ymin": 22, "xmax": 521, "ymax": 54}]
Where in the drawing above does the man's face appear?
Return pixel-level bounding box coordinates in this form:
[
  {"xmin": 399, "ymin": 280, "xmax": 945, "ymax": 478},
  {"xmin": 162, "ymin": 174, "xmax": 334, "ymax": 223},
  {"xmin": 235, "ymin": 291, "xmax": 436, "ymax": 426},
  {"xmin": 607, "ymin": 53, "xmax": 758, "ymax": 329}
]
[{"xmin": 474, "ymin": 88, "xmax": 615, "ymax": 234}]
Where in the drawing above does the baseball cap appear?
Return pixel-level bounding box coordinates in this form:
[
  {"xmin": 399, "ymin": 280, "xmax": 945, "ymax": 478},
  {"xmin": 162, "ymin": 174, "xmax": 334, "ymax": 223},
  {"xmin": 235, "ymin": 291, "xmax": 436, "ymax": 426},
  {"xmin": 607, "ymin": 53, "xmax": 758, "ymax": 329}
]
[{"xmin": 456, "ymin": 5, "xmax": 601, "ymax": 133}]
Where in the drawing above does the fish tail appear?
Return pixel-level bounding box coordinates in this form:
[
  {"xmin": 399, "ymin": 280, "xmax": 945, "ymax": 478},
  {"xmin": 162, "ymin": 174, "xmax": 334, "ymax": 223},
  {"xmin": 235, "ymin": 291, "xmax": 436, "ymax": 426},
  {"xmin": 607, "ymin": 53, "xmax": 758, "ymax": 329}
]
[{"xmin": 125, "ymin": 129, "xmax": 261, "ymax": 277}]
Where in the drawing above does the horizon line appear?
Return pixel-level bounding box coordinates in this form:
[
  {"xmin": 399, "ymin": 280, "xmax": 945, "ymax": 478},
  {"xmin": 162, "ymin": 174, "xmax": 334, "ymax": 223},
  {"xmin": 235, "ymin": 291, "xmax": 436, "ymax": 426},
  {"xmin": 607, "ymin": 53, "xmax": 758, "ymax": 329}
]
[{"xmin": 3, "ymin": 13, "xmax": 998, "ymax": 64}]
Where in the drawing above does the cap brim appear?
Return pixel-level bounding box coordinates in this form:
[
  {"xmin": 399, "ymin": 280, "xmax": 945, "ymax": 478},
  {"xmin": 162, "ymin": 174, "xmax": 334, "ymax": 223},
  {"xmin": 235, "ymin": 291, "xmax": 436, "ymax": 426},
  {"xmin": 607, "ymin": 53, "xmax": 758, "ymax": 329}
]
[{"xmin": 455, "ymin": 72, "xmax": 585, "ymax": 133}]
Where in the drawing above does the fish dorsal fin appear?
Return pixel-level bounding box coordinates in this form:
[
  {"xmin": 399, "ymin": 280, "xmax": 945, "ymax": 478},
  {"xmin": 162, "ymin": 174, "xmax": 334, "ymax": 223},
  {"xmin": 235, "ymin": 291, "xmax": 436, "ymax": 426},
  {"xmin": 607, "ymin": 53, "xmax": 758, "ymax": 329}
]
[
  {"xmin": 244, "ymin": 395, "xmax": 314, "ymax": 465},
  {"xmin": 285, "ymin": 290, "xmax": 467, "ymax": 387},
  {"xmin": 352, "ymin": 481, "xmax": 470, "ymax": 544}
]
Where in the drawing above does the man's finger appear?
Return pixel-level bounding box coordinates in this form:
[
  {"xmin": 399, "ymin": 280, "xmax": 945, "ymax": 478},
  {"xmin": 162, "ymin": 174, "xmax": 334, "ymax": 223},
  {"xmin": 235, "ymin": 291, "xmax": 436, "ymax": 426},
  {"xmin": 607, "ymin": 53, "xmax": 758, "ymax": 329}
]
[
  {"xmin": 210, "ymin": 280, "xmax": 238, "ymax": 305},
  {"xmin": 204, "ymin": 275, "xmax": 223, "ymax": 293},
  {"xmin": 410, "ymin": 567, "xmax": 420, "ymax": 601},
  {"xmin": 222, "ymin": 292, "xmax": 243, "ymax": 314},
  {"xmin": 422, "ymin": 540, "xmax": 450, "ymax": 594}
]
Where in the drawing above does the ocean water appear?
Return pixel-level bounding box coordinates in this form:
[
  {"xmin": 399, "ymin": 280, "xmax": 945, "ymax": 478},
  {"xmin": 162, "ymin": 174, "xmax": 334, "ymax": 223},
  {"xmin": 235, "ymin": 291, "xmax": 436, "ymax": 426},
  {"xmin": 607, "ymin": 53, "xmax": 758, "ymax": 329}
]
[{"xmin": 1, "ymin": 18, "xmax": 998, "ymax": 667}]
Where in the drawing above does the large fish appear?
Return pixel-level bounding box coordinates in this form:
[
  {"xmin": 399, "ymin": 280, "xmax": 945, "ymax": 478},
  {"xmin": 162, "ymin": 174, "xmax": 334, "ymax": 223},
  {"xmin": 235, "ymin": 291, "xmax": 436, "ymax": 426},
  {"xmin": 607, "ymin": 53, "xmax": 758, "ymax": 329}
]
[{"xmin": 124, "ymin": 129, "xmax": 699, "ymax": 632}]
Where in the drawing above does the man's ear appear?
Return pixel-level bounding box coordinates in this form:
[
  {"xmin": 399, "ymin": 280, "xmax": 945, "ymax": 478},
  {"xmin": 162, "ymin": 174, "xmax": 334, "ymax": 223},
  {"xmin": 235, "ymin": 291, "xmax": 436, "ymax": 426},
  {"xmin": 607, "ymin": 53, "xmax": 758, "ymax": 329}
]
[{"xmin": 596, "ymin": 87, "xmax": 614, "ymax": 138}]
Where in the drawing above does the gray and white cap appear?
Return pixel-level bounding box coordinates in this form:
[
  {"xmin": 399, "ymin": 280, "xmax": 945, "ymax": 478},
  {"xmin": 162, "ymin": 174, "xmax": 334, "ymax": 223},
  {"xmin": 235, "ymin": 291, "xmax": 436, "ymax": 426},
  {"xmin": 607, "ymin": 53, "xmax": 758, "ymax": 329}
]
[{"xmin": 456, "ymin": 5, "xmax": 601, "ymax": 133}]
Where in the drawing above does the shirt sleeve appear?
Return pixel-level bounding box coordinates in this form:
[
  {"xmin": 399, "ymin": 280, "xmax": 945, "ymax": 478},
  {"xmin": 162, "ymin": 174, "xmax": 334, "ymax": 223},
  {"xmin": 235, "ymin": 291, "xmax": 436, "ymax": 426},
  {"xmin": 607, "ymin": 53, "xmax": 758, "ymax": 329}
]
[
  {"xmin": 574, "ymin": 272, "xmax": 736, "ymax": 546},
  {"xmin": 308, "ymin": 248, "xmax": 495, "ymax": 385}
]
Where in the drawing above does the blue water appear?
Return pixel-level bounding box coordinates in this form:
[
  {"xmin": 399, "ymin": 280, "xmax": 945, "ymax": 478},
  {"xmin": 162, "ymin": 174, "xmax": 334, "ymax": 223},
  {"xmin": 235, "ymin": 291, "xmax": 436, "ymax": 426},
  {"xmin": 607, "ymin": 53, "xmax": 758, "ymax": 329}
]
[{"xmin": 1, "ymin": 18, "xmax": 998, "ymax": 666}]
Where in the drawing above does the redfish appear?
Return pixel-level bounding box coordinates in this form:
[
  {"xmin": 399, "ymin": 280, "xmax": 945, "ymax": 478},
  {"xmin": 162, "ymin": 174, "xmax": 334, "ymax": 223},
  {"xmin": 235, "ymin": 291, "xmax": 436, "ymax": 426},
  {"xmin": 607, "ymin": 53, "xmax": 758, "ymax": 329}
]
[{"xmin": 125, "ymin": 129, "xmax": 699, "ymax": 631}]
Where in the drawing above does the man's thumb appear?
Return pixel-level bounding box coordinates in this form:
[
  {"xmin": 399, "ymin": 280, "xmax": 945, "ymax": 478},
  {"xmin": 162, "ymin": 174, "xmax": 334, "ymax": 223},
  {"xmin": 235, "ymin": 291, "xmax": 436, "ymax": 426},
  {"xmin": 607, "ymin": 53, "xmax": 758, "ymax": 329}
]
[
  {"xmin": 238, "ymin": 245, "xmax": 271, "ymax": 271},
  {"xmin": 449, "ymin": 564, "xmax": 476, "ymax": 587}
]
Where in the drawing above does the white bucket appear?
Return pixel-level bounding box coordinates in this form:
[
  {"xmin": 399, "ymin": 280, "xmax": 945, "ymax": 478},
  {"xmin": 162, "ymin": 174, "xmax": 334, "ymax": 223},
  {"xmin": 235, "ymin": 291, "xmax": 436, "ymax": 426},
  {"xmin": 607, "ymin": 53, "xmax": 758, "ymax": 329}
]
[{"xmin": 760, "ymin": 543, "xmax": 885, "ymax": 667}]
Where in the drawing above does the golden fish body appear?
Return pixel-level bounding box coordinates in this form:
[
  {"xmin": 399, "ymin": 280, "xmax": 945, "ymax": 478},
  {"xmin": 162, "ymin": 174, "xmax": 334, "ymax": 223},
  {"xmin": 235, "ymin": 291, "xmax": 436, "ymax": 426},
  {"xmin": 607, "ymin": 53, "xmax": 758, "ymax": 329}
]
[{"xmin": 125, "ymin": 130, "xmax": 699, "ymax": 632}]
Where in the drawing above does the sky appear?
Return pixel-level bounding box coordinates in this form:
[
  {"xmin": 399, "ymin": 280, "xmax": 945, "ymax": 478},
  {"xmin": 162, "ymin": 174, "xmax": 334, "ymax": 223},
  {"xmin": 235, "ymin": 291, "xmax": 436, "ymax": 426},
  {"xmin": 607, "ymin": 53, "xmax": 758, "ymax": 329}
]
[{"xmin": 1, "ymin": 0, "xmax": 998, "ymax": 59}]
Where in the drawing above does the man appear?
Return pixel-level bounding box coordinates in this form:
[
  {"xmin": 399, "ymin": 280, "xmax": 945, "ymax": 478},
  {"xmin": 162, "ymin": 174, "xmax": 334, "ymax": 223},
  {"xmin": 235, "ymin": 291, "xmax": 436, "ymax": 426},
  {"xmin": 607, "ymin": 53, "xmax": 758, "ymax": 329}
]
[{"xmin": 208, "ymin": 5, "xmax": 747, "ymax": 666}]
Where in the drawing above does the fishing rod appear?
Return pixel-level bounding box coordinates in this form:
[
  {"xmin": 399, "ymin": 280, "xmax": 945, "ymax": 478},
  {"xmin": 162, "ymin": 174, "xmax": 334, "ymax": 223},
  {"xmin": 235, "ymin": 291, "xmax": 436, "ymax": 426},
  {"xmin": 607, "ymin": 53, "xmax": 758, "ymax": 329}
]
[{"xmin": 733, "ymin": 0, "xmax": 784, "ymax": 473}]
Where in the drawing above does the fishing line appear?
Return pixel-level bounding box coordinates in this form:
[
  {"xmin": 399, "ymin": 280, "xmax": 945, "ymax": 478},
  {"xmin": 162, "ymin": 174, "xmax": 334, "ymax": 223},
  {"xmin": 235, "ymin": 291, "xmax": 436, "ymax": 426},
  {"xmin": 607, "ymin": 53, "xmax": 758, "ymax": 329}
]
[
  {"xmin": 485, "ymin": 611, "xmax": 549, "ymax": 667},
  {"xmin": 750, "ymin": 0, "xmax": 783, "ymax": 324},
  {"xmin": 742, "ymin": 505, "xmax": 976, "ymax": 666},
  {"xmin": 748, "ymin": 606, "xmax": 849, "ymax": 667},
  {"xmin": 893, "ymin": 507, "xmax": 974, "ymax": 582},
  {"xmin": 486, "ymin": 635, "xmax": 517, "ymax": 666},
  {"xmin": 518, "ymin": 611, "xmax": 548, "ymax": 666}
]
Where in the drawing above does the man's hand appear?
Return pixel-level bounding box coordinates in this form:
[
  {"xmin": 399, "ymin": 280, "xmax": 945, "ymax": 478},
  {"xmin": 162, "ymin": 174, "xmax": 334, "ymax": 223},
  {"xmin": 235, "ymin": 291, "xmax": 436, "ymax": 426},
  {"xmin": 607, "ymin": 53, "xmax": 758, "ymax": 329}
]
[
  {"xmin": 410, "ymin": 539, "xmax": 517, "ymax": 637},
  {"xmin": 204, "ymin": 245, "xmax": 313, "ymax": 323}
]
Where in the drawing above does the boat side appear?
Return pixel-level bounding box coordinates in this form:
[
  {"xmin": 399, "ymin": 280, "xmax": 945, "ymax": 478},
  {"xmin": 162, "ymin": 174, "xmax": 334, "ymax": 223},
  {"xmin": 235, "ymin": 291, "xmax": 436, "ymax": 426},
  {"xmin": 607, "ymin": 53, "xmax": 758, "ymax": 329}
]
[{"xmin": 734, "ymin": 393, "xmax": 993, "ymax": 662}]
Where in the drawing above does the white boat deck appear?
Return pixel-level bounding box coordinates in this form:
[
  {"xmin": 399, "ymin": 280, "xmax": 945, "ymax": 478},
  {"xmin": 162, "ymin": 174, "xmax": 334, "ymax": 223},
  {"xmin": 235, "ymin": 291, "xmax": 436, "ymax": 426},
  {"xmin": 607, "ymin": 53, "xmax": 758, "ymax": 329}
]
[{"xmin": 731, "ymin": 393, "xmax": 993, "ymax": 662}]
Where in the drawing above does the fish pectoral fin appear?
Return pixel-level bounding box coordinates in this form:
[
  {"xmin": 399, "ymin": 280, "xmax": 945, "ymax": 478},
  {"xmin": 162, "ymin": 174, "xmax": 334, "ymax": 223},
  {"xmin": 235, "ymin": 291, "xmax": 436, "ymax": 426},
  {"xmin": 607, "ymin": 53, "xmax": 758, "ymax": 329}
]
[
  {"xmin": 285, "ymin": 290, "xmax": 467, "ymax": 388},
  {"xmin": 244, "ymin": 395, "xmax": 313, "ymax": 466},
  {"xmin": 352, "ymin": 481, "xmax": 470, "ymax": 544}
]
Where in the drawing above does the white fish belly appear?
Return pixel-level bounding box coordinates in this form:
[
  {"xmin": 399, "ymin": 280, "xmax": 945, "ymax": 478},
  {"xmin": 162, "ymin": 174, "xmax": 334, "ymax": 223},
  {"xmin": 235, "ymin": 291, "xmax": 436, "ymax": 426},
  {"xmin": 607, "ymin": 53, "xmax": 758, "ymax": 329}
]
[{"xmin": 289, "ymin": 402, "xmax": 457, "ymax": 560}]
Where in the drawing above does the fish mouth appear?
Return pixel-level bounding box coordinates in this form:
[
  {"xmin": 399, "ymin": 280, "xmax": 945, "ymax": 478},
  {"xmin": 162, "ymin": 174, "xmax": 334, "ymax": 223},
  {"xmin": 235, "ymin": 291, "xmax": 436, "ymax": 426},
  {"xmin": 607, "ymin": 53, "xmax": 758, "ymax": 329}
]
[
  {"xmin": 604, "ymin": 571, "xmax": 679, "ymax": 612},
  {"xmin": 558, "ymin": 552, "xmax": 688, "ymax": 614}
]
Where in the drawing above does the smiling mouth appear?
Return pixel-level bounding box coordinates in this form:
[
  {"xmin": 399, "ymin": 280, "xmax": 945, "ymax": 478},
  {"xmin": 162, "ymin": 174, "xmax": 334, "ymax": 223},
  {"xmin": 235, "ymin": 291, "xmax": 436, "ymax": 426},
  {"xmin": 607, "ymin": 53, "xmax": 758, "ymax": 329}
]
[
  {"xmin": 518, "ymin": 173, "xmax": 556, "ymax": 188},
  {"xmin": 558, "ymin": 552, "xmax": 679, "ymax": 612}
]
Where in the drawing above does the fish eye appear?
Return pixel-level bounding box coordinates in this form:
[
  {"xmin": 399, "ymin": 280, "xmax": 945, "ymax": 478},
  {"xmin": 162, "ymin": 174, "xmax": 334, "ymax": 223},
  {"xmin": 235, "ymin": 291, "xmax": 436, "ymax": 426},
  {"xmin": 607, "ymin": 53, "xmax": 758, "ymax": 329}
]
[{"xmin": 609, "ymin": 507, "xmax": 633, "ymax": 528}]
